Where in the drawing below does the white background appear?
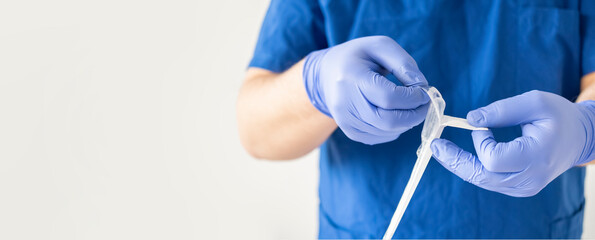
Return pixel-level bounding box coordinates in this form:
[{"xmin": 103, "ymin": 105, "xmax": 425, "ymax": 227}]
[{"xmin": 0, "ymin": 0, "xmax": 592, "ymax": 239}]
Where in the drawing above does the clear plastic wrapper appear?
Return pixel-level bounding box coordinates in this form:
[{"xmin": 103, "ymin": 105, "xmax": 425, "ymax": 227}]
[{"xmin": 382, "ymin": 87, "xmax": 487, "ymax": 240}]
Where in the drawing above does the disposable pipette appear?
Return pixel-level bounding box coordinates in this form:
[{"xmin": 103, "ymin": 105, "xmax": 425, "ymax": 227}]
[{"xmin": 382, "ymin": 87, "xmax": 487, "ymax": 240}]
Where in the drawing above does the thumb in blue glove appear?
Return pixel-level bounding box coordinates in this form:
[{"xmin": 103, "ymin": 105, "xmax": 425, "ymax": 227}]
[
  {"xmin": 430, "ymin": 90, "xmax": 595, "ymax": 197},
  {"xmin": 303, "ymin": 36, "xmax": 430, "ymax": 145}
]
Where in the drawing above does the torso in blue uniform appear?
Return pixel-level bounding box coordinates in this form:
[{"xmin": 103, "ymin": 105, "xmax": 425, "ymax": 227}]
[{"xmin": 249, "ymin": 0, "xmax": 595, "ymax": 238}]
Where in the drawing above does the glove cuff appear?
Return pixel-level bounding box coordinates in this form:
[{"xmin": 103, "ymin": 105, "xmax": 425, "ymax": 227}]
[
  {"xmin": 576, "ymin": 100, "xmax": 595, "ymax": 165},
  {"xmin": 303, "ymin": 49, "xmax": 332, "ymax": 118}
]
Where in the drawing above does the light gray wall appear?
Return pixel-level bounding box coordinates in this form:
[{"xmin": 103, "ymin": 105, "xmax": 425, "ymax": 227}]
[{"xmin": 0, "ymin": 0, "xmax": 591, "ymax": 239}]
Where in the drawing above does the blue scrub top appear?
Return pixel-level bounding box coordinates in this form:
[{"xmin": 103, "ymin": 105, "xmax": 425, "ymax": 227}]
[{"xmin": 249, "ymin": 0, "xmax": 595, "ymax": 238}]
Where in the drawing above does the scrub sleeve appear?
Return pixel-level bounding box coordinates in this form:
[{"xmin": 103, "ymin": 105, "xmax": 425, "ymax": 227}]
[
  {"xmin": 582, "ymin": 1, "xmax": 595, "ymax": 75},
  {"xmin": 248, "ymin": 0, "xmax": 327, "ymax": 73}
]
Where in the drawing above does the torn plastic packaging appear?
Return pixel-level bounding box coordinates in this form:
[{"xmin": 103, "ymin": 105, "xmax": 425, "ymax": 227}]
[{"xmin": 382, "ymin": 87, "xmax": 487, "ymax": 240}]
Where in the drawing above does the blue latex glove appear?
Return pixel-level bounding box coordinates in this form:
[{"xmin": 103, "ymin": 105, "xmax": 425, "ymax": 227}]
[
  {"xmin": 303, "ymin": 36, "xmax": 430, "ymax": 145},
  {"xmin": 431, "ymin": 90, "xmax": 595, "ymax": 197}
]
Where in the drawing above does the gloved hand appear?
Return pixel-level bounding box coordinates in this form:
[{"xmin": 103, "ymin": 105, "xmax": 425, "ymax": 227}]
[
  {"xmin": 430, "ymin": 90, "xmax": 595, "ymax": 197},
  {"xmin": 303, "ymin": 36, "xmax": 430, "ymax": 145}
]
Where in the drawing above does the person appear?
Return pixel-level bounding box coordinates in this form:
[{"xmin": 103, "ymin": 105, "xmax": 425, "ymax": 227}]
[{"xmin": 236, "ymin": 0, "xmax": 595, "ymax": 238}]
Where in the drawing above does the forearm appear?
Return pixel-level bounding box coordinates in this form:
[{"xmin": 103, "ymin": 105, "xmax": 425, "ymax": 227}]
[
  {"xmin": 576, "ymin": 72, "xmax": 595, "ymax": 165},
  {"xmin": 236, "ymin": 60, "xmax": 337, "ymax": 160}
]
